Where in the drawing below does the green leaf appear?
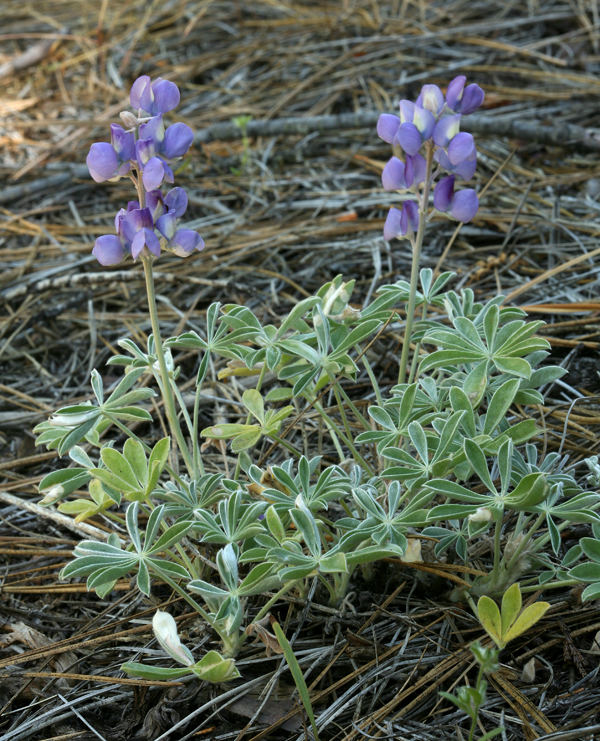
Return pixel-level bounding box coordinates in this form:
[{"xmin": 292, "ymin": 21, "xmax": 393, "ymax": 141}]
[
  {"xmin": 271, "ymin": 619, "xmax": 320, "ymax": 741},
  {"xmin": 148, "ymin": 437, "xmax": 170, "ymax": 492},
  {"xmin": 463, "ymin": 361, "xmax": 489, "ymax": 407},
  {"xmin": 231, "ymin": 429, "xmax": 263, "ymax": 452},
  {"xmin": 330, "ymin": 319, "xmax": 381, "ymax": 356},
  {"xmin": 477, "ymin": 596, "xmax": 502, "ymax": 648},
  {"xmin": 500, "ymin": 582, "xmax": 521, "ymax": 636},
  {"xmin": 121, "ymin": 662, "xmax": 191, "ymax": 681},
  {"xmin": 101, "ymin": 448, "xmax": 139, "ymax": 490},
  {"xmin": 192, "ymin": 651, "xmax": 240, "ymax": 683},
  {"xmin": 483, "ymin": 379, "xmax": 520, "ymax": 436},
  {"xmin": 506, "ymin": 473, "xmax": 547, "ymax": 509},
  {"xmin": 124, "ymin": 439, "xmax": 148, "ymax": 488},
  {"xmin": 502, "ymin": 601, "xmax": 550, "ymax": 644},
  {"xmin": 319, "ymin": 551, "xmax": 348, "ymax": 573},
  {"xmin": 493, "ymin": 356, "xmax": 531, "ymax": 379},
  {"xmin": 243, "ymin": 389, "xmax": 265, "ymax": 425}
]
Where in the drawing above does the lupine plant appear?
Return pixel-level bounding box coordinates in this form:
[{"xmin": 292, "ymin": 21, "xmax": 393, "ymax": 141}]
[{"xmin": 34, "ymin": 75, "xmax": 600, "ymax": 686}]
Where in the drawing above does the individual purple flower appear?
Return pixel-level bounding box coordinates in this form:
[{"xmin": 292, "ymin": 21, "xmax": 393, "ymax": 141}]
[
  {"xmin": 382, "ymin": 154, "xmax": 426, "ymax": 191},
  {"xmin": 136, "ymin": 138, "xmax": 174, "ymax": 191},
  {"xmin": 130, "ymin": 76, "xmax": 180, "ymax": 116},
  {"xmin": 111, "ymin": 124, "xmax": 135, "ymax": 163},
  {"xmin": 433, "ymin": 175, "xmax": 479, "ymax": 223},
  {"xmin": 432, "ymin": 115, "xmax": 461, "ymax": 149},
  {"xmin": 124, "ymin": 207, "xmax": 161, "ymax": 259},
  {"xmin": 139, "ymin": 115, "xmax": 194, "ymax": 161},
  {"xmin": 92, "ymin": 235, "xmax": 125, "ymax": 266},
  {"xmin": 446, "ymin": 76, "xmax": 485, "ymax": 116},
  {"xmin": 87, "ymin": 141, "xmax": 132, "ymax": 184},
  {"xmin": 397, "ymin": 102, "xmax": 435, "ymax": 156},
  {"xmin": 383, "ymin": 201, "xmax": 419, "ymax": 241},
  {"xmin": 434, "ymin": 147, "xmax": 477, "ymax": 181},
  {"xmin": 156, "ymin": 210, "xmax": 204, "ymax": 258},
  {"xmin": 377, "ymin": 114, "xmax": 400, "ymax": 145},
  {"xmin": 416, "ymin": 84, "xmax": 444, "ymax": 116},
  {"xmin": 146, "ymin": 186, "xmax": 188, "ymax": 222}
]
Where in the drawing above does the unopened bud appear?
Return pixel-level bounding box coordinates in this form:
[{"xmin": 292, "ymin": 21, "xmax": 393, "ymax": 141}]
[
  {"xmin": 120, "ymin": 110, "xmax": 139, "ymax": 129},
  {"xmin": 521, "ymin": 657, "xmax": 537, "ymax": 683},
  {"xmin": 152, "ymin": 610, "xmax": 194, "ymax": 667}
]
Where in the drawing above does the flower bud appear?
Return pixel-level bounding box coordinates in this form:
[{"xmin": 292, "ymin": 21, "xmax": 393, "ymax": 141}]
[
  {"xmin": 402, "ymin": 537, "xmax": 422, "ymax": 563},
  {"xmin": 120, "ymin": 111, "xmax": 139, "ymax": 129},
  {"xmin": 152, "ymin": 610, "xmax": 194, "ymax": 667}
]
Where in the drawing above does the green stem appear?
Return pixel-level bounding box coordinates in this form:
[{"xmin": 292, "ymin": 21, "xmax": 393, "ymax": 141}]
[
  {"xmin": 314, "ymin": 399, "xmax": 346, "ymax": 462},
  {"xmin": 170, "ymin": 377, "xmax": 195, "ymax": 440},
  {"xmin": 491, "ymin": 514, "xmax": 503, "ymax": 587},
  {"xmin": 336, "ymin": 383, "xmax": 371, "ymax": 431},
  {"xmin": 398, "ymin": 144, "xmax": 435, "ymax": 385},
  {"xmin": 521, "ymin": 578, "xmax": 579, "ymax": 594},
  {"xmin": 235, "ymin": 578, "xmax": 302, "ymax": 653},
  {"xmin": 192, "ymin": 380, "xmax": 205, "ymax": 479},
  {"xmin": 357, "ymin": 346, "xmax": 383, "ymax": 407},
  {"xmin": 269, "ymin": 433, "xmax": 303, "ymax": 457},
  {"xmin": 141, "ymin": 256, "xmax": 195, "ymax": 476},
  {"xmin": 328, "ymin": 372, "xmax": 374, "ymax": 472},
  {"xmin": 407, "ymin": 303, "xmax": 428, "ymax": 385}
]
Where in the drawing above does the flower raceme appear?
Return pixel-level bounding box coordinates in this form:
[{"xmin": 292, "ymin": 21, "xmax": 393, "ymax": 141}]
[
  {"xmin": 87, "ymin": 76, "xmax": 203, "ymax": 265},
  {"xmin": 377, "ymin": 76, "xmax": 484, "ymax": 236}
]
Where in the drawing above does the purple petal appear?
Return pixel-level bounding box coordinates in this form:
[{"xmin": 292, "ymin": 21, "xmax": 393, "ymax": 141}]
[
  {"xmin": 451, "ymin": 189, "xmax": 479, "ymax": 223},
  {"xmin": 171, "ymin": 229, "xmax": 205, "ymax": 257},
  {"xmin": 163, "ymin": 122, "xmax": 193, "ymax": 159},
  {"xmin": 121, "ymin": 209, "xmax": 145, "ymax": 243},
  {"xmin": 381, "ymin": 157, "xmax": 407, "ymax": 191},
  {"xmin": 156, "ymin": 211, "xmax": 177, "ymax": 240},
  {"xmin": 399, "ymin": 100, "xmax": 414, "ymax": 124},
  {"xmin": 86, "ymin": 142, "xmax": 118, "ymax": 182},
  {"xmin": 432, "ymin": 115, "xmax": 461, "ymax": 148},
  {"xmin": 139, "ymin": 207, "xmax": 154, "ymax": 230},
  {"xmin": 162, "ymin": 161, "xmax": 174, "ymax": 184},
  {"xmin": 447, "ymin": 132, "xmax": 475, "ymax": 165},
  {"xmin": 146, "ymin": 189, "xmax": 166, "ymax": 221},
  {"xmin": 383, "ymin": 208, "xmax": 403, "ymax": 241},
  {"xmin": 404, "ymin": 155, "xmax": 414, "ymax": 189},
  {"xmin": 397, "ymin": 123, "xmax": 422, "ymax": 156},
  {"xmin": 135, "ymin": 138, "xmax": 155, "ymax": 167},
  {"xmin": 403, "ymin": 201, "xmax": 420, "ymax": 234},
  {"xmin": 114, "ymin": 207, "xmax": 126, "ymax": 233},
  {"xmin": 110, "ymin": 124, "xmax": 135, "ymax": 162},
  {"xmin": 164, "ymin": 187, "xmax": 188, "ymax": 218},
  {"xmin": 412, "ymin": 107, "xmax": 435, "ymax": 140},
  {"xmin": 459, "ymin": 84, "xmax": 485, "ymax": 115},
  {"xmin": 130, "ymin": 75, "xmax": 151, "ymax": 109},
  {"xmin": 377, "ymin": 114, "xmax": 400, "ymax": 144},
  {"xmin": 139, "ymin": 115, "xmax": 165, "ymax": 146},
  {"xmin": 417, "ymin": 84, "xmax": 444, "ymax": 115},
  {"xmin": 453, "ymin": 150, "xmax": 477, "ymax": 181},
  {"xmin": 407, "ymin": 153, "xmax": 426, "ymax": 185},
  {"xmin": 93, "ymin": 235, "xmax": 125, "ymax": 265},
  {"xmin": 142, "ymin": 157, "xmax": 165, "ymax": 191},
  {"xmin": 433, "ymin": 176, "xmax": 455, "ymax": 213},
  {"xmin": 151, "ymin": 79, "xmax": 180, "ymax": 115},
  {"xmin": 445, "ymin": 76, "xmax": 466, "ymax": 112},
  {"xmin": 132, "ymin": 227, "xmax": 161, "ymax": 259}
]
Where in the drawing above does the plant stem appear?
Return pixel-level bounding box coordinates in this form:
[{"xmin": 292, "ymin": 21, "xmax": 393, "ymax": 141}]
[
  {"xmin": 491, "ymin": 513, "xmax": 503, "ymax": 588},
  {"xmin": 141, "ymin": 256, "xmax": 195, "ymax": 476},
  {"xmin": 234, "ymin": 362, "xmax": 268, "ymax": 480},
  {"xmin": 503, "ymin": 513, "xmax": 546, "ymax": 575},
  {"xmin": 407, "ymin": 303, "xmax": 428, "ymax": 385},
  {"xmin": 521, "ymin": 578, "xmax": 579, "ymax": 594},
  {"xmin": 328, "ymin": 372, "xmax": 374, "ymax": 472},
  {"xmin": 398, "ymin": 144, "xmax": 435, "ymax": 385},
  {"xmin": 192, "ymin": 379, "xmax": 205, "ymax": 479},
  {"xmin": 357, "ymin": 346, "xmax": 384, "ymax": 407}
]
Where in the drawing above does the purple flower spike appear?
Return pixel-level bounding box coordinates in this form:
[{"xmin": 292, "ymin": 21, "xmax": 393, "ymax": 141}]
[
  {"xmin": 377, "ymin": 114, "xmax": 400, "ymax": 144},
  {"xmin": 170, "ymin": 229, "xmax": 205, "ymax": 258},
  {"xmin": 417, "ymin": 84, "xmax": 444, "ymax": 115},
  {"xmin": 382, "ymin": 157, "xmax": 408, "ymax": 190},
  {"xmin": 447, "ymin": 132, "xmax": 475, "ymax": 165},
  {"xmin": 398, "ymin": 123, "xmax": 422, "ymax": 155},
  {"xmin": 446, "ymin": 76, "xmax": 485, "ymax": 115},
  {"xmin": 131, "ymin": 76, "xmax": 180, "ymax": 116},
  {"xmin": 383, "ymin": 201, "xmax": 419, "ymax": 241},
  {"xmin": 163, "ymin": 122, "xmax": 194, "ymax": 159},
  {"xmin": 433, "ymin": 115, "xmax": 461, "ymax": 148},
  {"xmin": 87, "ymin": 142, "xmax": 120, "ymax": 183},
  {"xmin": 93, "ymin": 235, "xmax": 125, "ymax": 265},
  {"xmin": 164, "ymin": 187, "xmax": 188, "ymax": 218},
  {"xmin": 434, "ymin": 175, "xmax": 478, "ymax": 222}
]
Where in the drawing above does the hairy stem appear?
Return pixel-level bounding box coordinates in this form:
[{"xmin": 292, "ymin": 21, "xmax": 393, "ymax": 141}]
[{"xmin": 398, "ymin": 144, "xmax": 435, "ymax": 385}]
